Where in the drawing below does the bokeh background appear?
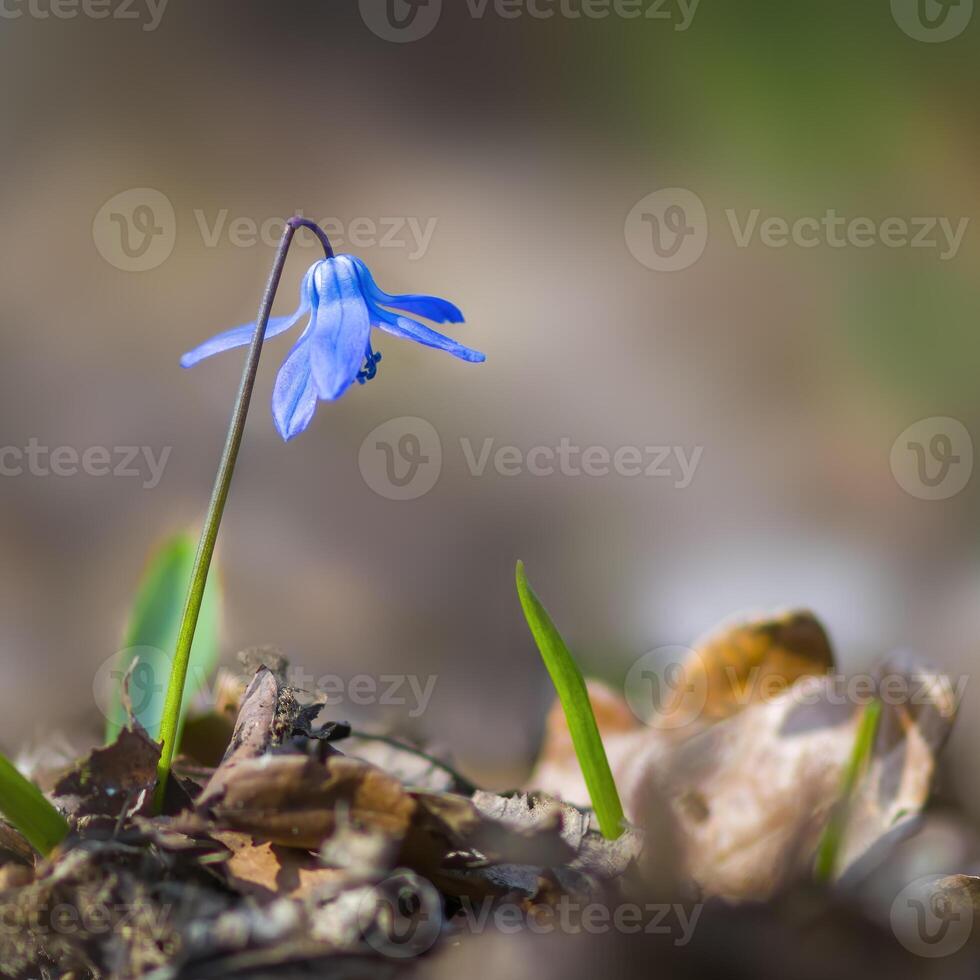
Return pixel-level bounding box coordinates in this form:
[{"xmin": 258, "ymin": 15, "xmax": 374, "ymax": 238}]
[{"xmin": 1, "ymin": 2, "xmax": 979, "ymax": 813}]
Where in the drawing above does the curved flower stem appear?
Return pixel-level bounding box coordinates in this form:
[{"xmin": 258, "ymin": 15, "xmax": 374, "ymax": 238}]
[{"xmin": 154, "ymin": 216, "xmax": 333, "ymax": 810}]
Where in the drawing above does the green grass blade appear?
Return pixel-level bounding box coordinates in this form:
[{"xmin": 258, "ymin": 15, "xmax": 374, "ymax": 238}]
[
  {"xmin": 813, "ymin": 698, "xmax": 883, "ymax": 883},
  {"xmin": 105, "ymin": 532, "xmax": 222, "ymax": 744},
  {"xmin": 0, "ymin": 753, "xmax": 69, "ymax": 856},
  {"xmin": 515, "ymin": 561, "xmax": 625, "ymax": 840}
]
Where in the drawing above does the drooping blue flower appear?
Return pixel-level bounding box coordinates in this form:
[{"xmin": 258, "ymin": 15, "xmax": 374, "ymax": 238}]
[{"xmin": 181, "ymin": 255, "xmax": 485, "ymax": 440}]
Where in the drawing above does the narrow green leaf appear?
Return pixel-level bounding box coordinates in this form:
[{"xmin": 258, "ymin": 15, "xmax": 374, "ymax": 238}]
[
  {"xmin": 105, "ymin": 533, "xmax": 222, "ymax": 744},
  {"xmin": 515, "ymin": 561, "xmax": 625, "ymax": 840},
  {"xmin": 813, "ymin": 698, "xmax": 883, "ymax": 883},
  {"xmin": 0, "ymin": 753, "xmax": 69, "ymax": 856}
]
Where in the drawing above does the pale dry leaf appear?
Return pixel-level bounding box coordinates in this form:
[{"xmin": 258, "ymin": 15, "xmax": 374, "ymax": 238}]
[
  {"xmin": 528, "ymin": 610, "xmax": 835, "ymax": 810},
  {"xmin": 628, "ymin": 654, "xmax": 958, "ymax": 900}
]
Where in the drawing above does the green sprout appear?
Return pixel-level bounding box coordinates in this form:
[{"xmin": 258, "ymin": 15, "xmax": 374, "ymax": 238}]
[
  {"xmin": 0, "ymin": 754, "xmax": 69, "ymax": 857},
  {"xmin": 106, "ymin": 532, "xmax": 221, "ymax": 745},
  {"xmin": 813, "ymin": 698, "xmax": 883, "ymax": 883},
  {"xmin": 515, "ymin": 561, "xmax": 625, "ymax": 840}
]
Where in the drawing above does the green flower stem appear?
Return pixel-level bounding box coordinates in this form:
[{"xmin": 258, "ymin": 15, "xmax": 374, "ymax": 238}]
[
  {"xmin": 0, "ymin": 753, "xmax": 69, "ymax": 856},
  {"xmin": 154, "ymin": 217, "xmax": 332, "ymax": 810}
]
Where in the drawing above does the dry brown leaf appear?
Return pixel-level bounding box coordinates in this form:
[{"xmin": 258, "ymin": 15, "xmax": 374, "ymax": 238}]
[
  {"xmin": 52, "ymin": 726, "xmax": 161, "ymax": 820},
  {"xmin": 198, "ymin": 754, "xmax": 417, "ymax": 849},
  {"xmin": 0, "ymin": 820, "xmax": 35, "ymax": 869},
  {"xmin": 210, "ymin": 831, "xmax": 345, "ymax": 900}
]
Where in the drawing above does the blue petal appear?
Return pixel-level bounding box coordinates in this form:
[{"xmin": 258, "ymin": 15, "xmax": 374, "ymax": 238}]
[
  {"xmin": 271, "ymin": 337, "xmax": 317, "ymax": 441},
  {"xmin": 348, "ymin": 255, "xmax": 464, "ymax": 324},
  {"xmin": 371, "ymin": 307, "xmax": 486, "ymax": 363},
  {"xmin": 180, "ymin": 266, "xmax": 315, "ymax": 368},
  {"xmin": 308, "ymin": 256, "xmax": 373, "ymax": 401}
]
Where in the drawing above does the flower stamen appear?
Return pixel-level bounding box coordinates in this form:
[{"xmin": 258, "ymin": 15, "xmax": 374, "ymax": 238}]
[{"xmin": 356, "ymin": 346, "xmax": 383, "ymax": 385}]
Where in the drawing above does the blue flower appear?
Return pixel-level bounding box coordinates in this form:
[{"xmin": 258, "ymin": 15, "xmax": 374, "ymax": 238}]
[{"xmin": 181, "ymin": 255, "xmax": 485, "ymax": 440}]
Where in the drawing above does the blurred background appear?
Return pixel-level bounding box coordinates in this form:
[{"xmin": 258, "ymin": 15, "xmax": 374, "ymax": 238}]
[{"xmin": 0, "ymin": 2, "xmax": 978, "ymax": 810}]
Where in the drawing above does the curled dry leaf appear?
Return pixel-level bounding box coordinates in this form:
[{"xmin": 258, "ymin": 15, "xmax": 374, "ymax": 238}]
[
  {"xmin": 835, "ymin": 650, "xmax": 960, "ymax": 883},
  {"xmin": 641, "ymin": 674, "xmax": 861, "ymax": 899},
  {"xmin": 647, "ymin": 656, "xmax": 958, "ymax": 899}
]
